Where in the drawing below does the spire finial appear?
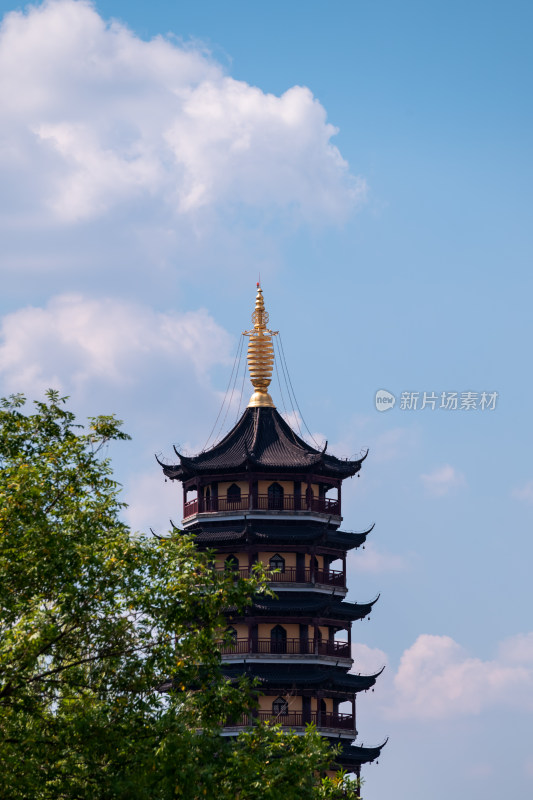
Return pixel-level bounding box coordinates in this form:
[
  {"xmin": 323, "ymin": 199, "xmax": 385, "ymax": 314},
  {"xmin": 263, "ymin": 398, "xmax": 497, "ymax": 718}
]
[{"xmin": 243, "ymin": 284, "xmax": 278, "ymax": 408}]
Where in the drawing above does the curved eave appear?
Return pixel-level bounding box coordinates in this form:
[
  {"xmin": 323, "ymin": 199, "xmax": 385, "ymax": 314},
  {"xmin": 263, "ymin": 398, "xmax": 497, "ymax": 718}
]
[
  {"xmin": 335, "ymin": 738, "xmax": 388, "ymax": 768},
  {"xmin": 320, "ymin": 449, "xmax": 367, "ymax": 479},
  {"xmin": 329, "ymin": 523, "xmax": 375, "ymax": 550}
]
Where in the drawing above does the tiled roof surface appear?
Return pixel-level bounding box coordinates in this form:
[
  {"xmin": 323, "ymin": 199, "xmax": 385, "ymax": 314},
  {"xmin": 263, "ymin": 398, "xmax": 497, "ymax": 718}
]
[
  {"xmin": 161, "ymin": 406, "xmax": 365, "ymax": 480},
  {"xmin": 222, "ymin": 663, "xmax": 382, "ymax": 693},
  {"xmin": 185, "ymin": 520, "xmax": 371, "ymax": 551},
  {"xmin": 232, "ymin": 591, "xmax": 378, "ymax": 621},
  {"xmin": 335, "ymin": 740, "xmax": 388, "ymax": 767}
]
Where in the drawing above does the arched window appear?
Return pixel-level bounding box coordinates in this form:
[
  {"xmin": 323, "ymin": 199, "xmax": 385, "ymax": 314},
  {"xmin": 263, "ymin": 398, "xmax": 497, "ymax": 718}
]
[
  {"xmin": 268, "ymin": 482, "xmax": 284, "ymax": 510},
  {"xmin": 272, "ymin": 696, "xmax": 288, "ymax": 716},
  {"xmin": 225, "ymin": 625, "xmax": 238, "ymax": 643},
  {"xmin": 227, "ymin": 483, "xmax": 241, "ymax": 506},
  {"xmin": 225, "ymin": 554, "xmax": 239, "ymax": 572},
  {"xmin": 270, "ymin": 624, "xmax": 287, "ymax": 654},
  {"xmin": 269, "ymin": 553, "xmax": 285, "ymax": 573}
]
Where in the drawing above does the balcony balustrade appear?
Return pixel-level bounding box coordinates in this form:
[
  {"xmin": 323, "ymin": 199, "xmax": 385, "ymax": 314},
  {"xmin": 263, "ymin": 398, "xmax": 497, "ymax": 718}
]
[
  {"xmin": 218, "ymin": 566, "xmax": 345, "ymax": 588},
  {"xmin": 228, "ymin": 711, "xmax": 355, "ymax": 731},
  {"xmin": 183, "ymin": 493, "xmax": 340, "ymax": 519},
  {"xmin": 219, "ymin": 637, "xmax": 350, "ymax": 658}
]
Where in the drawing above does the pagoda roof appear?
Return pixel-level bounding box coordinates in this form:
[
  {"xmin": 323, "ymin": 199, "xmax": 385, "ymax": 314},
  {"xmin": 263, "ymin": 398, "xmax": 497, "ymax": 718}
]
[
  {"xmin": 159, "ymin": 406, "xmax": 366, "ymax": 481},
  {"xmin": 222, "ymin": 663, "xmax": 383, "ymax": 694},
  {"xmin": 334, "ymin": 739, "xmax": 388, "ymax": 768},
  {"xmin": 183, "ymin": 520, "xmax": 372, "ymax": 551},
  {"xmin": 230, "ymin": 591, "xmax": 378, "ymax": 622}
]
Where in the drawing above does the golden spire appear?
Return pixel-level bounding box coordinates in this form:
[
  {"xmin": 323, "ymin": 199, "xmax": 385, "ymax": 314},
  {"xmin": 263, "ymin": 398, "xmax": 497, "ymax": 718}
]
[{"xmin": 243, "ymin": 283, "xmax": 278, "ymax": 408}]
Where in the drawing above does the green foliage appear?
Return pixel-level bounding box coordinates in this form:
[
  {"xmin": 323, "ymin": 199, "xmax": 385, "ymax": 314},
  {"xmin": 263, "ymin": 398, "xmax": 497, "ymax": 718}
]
[{"xmin": 0, "ymin": 392, "xmax": 360, "ymax": 800}]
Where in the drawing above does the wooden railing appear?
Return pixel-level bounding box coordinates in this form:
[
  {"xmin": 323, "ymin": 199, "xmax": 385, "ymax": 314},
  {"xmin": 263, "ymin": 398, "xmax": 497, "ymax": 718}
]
[
  {"xmin": 219, "ymin": 638, "xmax": 350, "ymax": 658},
  {"xmin": 229, "ymin": 711, "xmax": 354, "ymax": 731},
  {"xmin": 183, "ymin": 494, "xmax": 340, "ymax": 518},
  {"xmin": 218, "ymin": 566, "xmax": 345, "ymax": 588}
]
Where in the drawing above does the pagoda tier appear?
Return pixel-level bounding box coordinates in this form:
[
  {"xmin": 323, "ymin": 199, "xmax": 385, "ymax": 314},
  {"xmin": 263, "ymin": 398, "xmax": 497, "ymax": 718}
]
[
  {"xmin": 220, "ymin": 661, "xmax": 384, "ymax": 748},
  {"xmin": 176, "ymin": 519, "xmax": 373, "ymax": 594}
]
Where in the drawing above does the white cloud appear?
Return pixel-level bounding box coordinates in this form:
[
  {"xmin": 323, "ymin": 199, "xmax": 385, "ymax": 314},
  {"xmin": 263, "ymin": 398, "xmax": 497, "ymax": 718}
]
[
  {"xmin": 0, "ymin": 293, "xmax": 232, "ymax": 397},
  {"xmin": 497, "ymin": 632, "xmax": 533, "ymax": 665},
  {"xmin": 512, "ymin": 480, "xmax": 533, "ymax": 504},
  {"xmin": 124, "ymin": 470, "xmax": 181, "ymax": 535},
  {"xmin": 420, "ymin": 464, "xmax": 466, "ymax": 496},
  {"xmin": 0, "ymin": 0, "xmax": 362, "ymax": 252},
  {"xmin": 389, "ymin": 633, "xmax": 533, "ymax": 719},
  {"xmin": 348, "ymin": 541, "xmax": 408, "ymax": 574},
  {"xmin": 351, "ymin": 643, "xmax": 388, "ymax": 675}
]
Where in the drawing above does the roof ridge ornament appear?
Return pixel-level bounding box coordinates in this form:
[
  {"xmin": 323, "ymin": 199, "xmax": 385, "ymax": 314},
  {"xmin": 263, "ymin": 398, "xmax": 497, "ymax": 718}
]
[{"xmin": 243, "ymin": 282, "xmax": 278, "ymax": 408}]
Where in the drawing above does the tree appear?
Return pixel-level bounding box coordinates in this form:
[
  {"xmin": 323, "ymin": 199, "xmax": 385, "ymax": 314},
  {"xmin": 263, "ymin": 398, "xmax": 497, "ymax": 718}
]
[{"xmin": 0, "ymin": 392, "xmax": 360, "ymax": 800}]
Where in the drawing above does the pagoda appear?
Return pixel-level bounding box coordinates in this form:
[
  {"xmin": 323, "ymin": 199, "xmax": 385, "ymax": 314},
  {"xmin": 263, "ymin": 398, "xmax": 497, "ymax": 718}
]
[{"xmin": 159, "ymin": 285, "xmax": 385, "ymax": 783}]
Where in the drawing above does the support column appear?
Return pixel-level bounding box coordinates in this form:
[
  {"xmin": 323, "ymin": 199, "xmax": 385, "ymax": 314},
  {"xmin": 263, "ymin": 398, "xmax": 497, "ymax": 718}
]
[
  {"xmin": 248, "ymin": 549, "xmax": 256, "ymax": 577},
  {"xmin": 250, "ymin": 622, "xmax": 258, "ymax": 654},
  {"xmin": 323, "ymin": 555, "xmax": 330, "ymax": 581},
  {"xmin": 294, "ymin": 480, "xmax": 301, "ymax": 510}
]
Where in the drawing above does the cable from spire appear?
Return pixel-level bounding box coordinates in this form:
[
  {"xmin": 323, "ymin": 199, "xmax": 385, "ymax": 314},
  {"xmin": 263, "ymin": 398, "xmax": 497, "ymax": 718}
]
[
  {"xmin": 273, "ymin": 335, "xmax": 304, "ymax": 441},
  {"xmin": 202, "ymin": 333, "xmax": 244, "ymax": 451},
  {"xmin": 213, "ymin": 334, "xmax": 245, "ymax": 444},
  {"xmin": 234, "ymin": 338, "xmax": 248, "ymax": 424},
  {"xmin": 273, "ymin": 338, "xmax": 290, "ymax": 421},
  {"xmin": 277, "ymin": 332, "xmax": 323, "ymax": 450}
]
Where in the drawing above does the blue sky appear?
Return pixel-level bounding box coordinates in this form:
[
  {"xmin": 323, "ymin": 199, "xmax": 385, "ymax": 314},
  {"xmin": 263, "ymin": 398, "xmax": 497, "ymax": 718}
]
[{"xmin": 0, "ymin": 2, "xmax": 532, "ymax": 798}]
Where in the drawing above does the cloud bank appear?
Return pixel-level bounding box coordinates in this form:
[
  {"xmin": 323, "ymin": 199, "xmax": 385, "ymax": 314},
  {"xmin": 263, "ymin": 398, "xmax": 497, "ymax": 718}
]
[
  {"xmin": 0, "ymin": 293, "xmax": 232, "ymax": 397},
  {"xmin": 389, "ymin": 633, "xmax": 533, "ymax": 719},
  {"xmin": 0, "ymin": 0, "xmax": 362, "ymax": 276}
]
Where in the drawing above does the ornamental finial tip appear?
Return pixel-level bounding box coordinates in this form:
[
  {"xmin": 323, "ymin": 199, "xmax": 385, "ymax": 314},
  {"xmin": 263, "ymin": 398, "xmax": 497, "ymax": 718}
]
[{"xmin": 244, "ymin": 283, "xmax": 277, "ymax": 408}]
